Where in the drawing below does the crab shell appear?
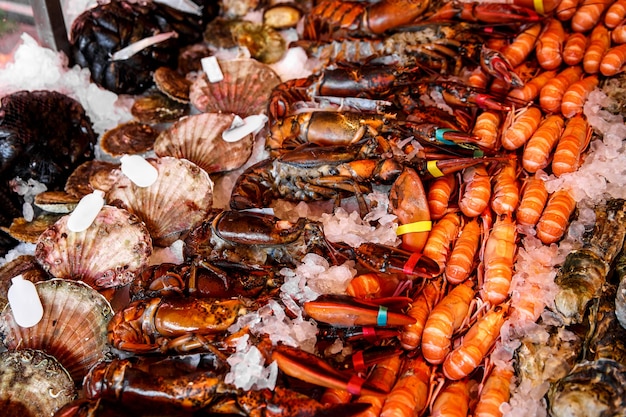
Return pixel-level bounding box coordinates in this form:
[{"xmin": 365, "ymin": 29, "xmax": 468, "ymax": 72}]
[
  {"xmin": 0, "ymin": 279, "xmax": 113, "ymax": 382},
  {"xmin": 106, "ymin": 156, "xmax": 214, "ymax": 247},
  {"xmin": 35, "ymin": 205, "xmax": 153, "ymax": 290},
  {"xmin": 153, "ymin": 112, "xmax": 254, "ymax": 174}
]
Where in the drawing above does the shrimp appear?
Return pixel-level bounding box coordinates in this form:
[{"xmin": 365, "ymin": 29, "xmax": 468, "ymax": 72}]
[
  {"xmin": 516, "ymin": 175, "xmax": 549, "ymax": 226},
  {"xmin": 469, "ymin": 67, "xmax": 490, "ymax": 89},
  {"xmin": 321, "ymin": 388, "xmax": 352, "ymax": 406},
  {"xmin": 442, "ymin": 304, "xmax": 509, "ymax": 381},
  {"xmin": 583, "ymin": 24, "xmax": 611, "ymax": 74},
  {"xmin": 552, "ymin": 114, "xmax": 592, "ymax": 177},
  {"xmin": 522, "ymin": 114, "xmax": 565, "ymax": 173},
  {"xmin": 474, "ymin": 366, "xmax": 515, "ymax": 417},
  {"xmin": 562, "ymin": 32, "xmax": 588, "ymax": 66},
  {"xmin": 428, "ymin": 174, "xmax": 457, "ymax": 221},
  {"xmin": 356, "ymin": 355, "xmax": 404, "ymax": 417},
  {"xmin": 491, "ymin": 159, "xmax": 520, "ymax": 217},
  {"xmin": 459, "ymin": 164, "xmax": 492, "ymax": 218},
  {"xmin": 422, "ymin": 280, "xmax": 476, "ymax": 365},
  {"xmin": 472, "ymin": 111, "xmax": 501, "ymax": 150},
  {"xmin": 536, "ymin": 18, "xmax": 566, "ymax": 70},
  {"xmin": 600, "ymin": 43, "xmax": 626, "ymax": 76},
  {"xmin": 561, "ymin": 74, "xmax": 599, "ymax": 118},
  {"xmin": 446, "ymin": 219, "xmax": 482, "ymax": 285},
  {"xmin": 430, "ymin": 379, "xmax": 472, "ymax": 417},
  {"xmin": 536, "ymin": 189, "xmax": 576, "ymax": 245},
  {"xmin": 423, "ymin": 212, "xmax": 462, "ymax": 273},
  {"xmin": 380, "ymin": 356, "xmax": 431, "ymax": 417},
  {"xmin": 501, "ymin": 23, "xmax": 542, "ymax": 68},
  {"xmin": 555, "ymin": 0, "xmax": 580, "ymax": 21},
  {"xmin": 539, "ymin": 65, "xmax": 583, "ymax": 113},
  {"xmin": 502, "ymin": 106, "xmax": 542, "ymax": 150},
  {"xmin": 605, "ymin": 0, "xmax": 626, "ymax": 27},
  {"xmin": 507, "ymin": 69, "xmax": 557, "ymax": 103},
  {"xmin": 571, "ymin": 0, "xmax": 614, "ymax": 33},
  {"xmin": 399, "ymin": 278, "xmax": 444, "ymax": 351},
  {"xmin": 481, "ymin": 216, "xmax": 517, "ymax": 306},
  {"xmin": 612, "ymin": 22, "xmax": 626, "ymax": 44}
]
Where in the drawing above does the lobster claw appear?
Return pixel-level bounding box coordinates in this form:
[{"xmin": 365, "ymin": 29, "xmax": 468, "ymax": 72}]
[
  {"xmin": 428, "ymin": 2, "xmax": 541, "ymax": 23},
  {"xmin": 272, "ymin": 345, "xmax": 390, "ymax": 397},
  {"xmin": 354, "ymin": 242, "xmax": 440, "ymax": 279},
  {"xmin": 480, "ymin": 47, "xmax": 524, "ymax": 88},
  {"xmin": 472, "ymin": 94, "xmax": 511, "ymax": 111},
  {"xmin": 304, "ymin": 294, "xmax": 416, "ymax": 327}
]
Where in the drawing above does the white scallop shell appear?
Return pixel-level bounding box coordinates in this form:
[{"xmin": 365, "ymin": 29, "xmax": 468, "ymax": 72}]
[
  {"xmin": 35, "ymin": 205, "xmax": 153, "ymax": 289},
  {"xmin": 0, "ymin": 349, "xmax": 77, "ymax": 417},
  {"xmin": 106, "ymin": 156, "xmax": 214, "ymax": 247},
  {"xmin": 189, "ymin": 58, "xmax": 281, "ymax": 116},
  {"xmin": 154, "ymin": 112, "xmax": 254, "ymax": 174},
  {"xmin": 0, "ymin": 279, "xmax": 113, "ymax": 382}
]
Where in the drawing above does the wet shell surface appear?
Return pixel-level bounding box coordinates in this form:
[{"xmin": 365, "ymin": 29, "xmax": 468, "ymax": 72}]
[
  {"xmin": 153, "ymin": 66, "xmax": 192, "ymax": 103},
  {"xmin": 0, "ymin": 349, "xmax": 77, "ymax": 417},
  {"xmin": 0, "ymin": 255, "xmax": 47, "ymax": 312},
  {"xmin": 153, "ymin": 112, "xmax": 254, "ymax": 174},
  {"xmin": 99, "ymin": 121, "xmax": 159, "ymax": 157},
  {"xmin": 106, "ymin": 156, "xmax": 214, "ymax": 247},
  {"xmin": 0, "ymin": 279, "xmax": 113, "ymax": 382},
  {"xmin": 189, "ymin": 58, "xmax": 281, "ymax": 117},
  {"xmin": 64, "ymin": 160, "xmax": 119, "ymax": 199},
  {"xmin": 131, "ymin": 91, "xmax": 189, "ymax": 124},
  {"xmin": 35, "ymin": 205, "xmax": 153, "ymax": 289}
]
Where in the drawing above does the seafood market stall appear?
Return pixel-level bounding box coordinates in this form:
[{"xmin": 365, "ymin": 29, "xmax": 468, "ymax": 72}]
[{"xmin": 1, "ymin": 0, "xmax": 626, "ymax": 416}]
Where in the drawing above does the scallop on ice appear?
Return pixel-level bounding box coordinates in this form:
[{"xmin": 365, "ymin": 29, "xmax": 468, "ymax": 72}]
[
  {"xmin": 106, "ymin": 156, "xmax": 214, "ymax": 247},
  {"xmin": 0, "ymin": 279, "xmax": 113, "ymax": 382},
  {"xmin": 189, "ymin": 58, "xmax": 280, "ymax": 116},
  {"xmin": 154, "ymin": 112, "xmax": 254, "ymax": 174},
  {"xmin": 35, "ymin": 205, "xmax": 153, "ymax": 290}
]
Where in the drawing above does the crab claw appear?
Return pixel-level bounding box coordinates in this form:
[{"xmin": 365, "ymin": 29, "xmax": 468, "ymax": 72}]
[
  {"xmin": 304, "ymin": 294, "xmax": 417, "ymax": 327},
  {"xmin": 480, "ymin": 47, "xmax": 524, "ymax": 88},
  {"xmin": 272, "ymin": 346, "xmax": 390, "ymax": 397}
]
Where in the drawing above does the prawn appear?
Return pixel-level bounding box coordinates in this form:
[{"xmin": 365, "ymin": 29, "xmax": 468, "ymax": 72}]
[
  {"xmin": 552, "ymin": 114, "xmax": 592, "ymax": 177},
  {"xmin": 562, "ymin": 33, "xmax": 588, "ymax": 66},
  {"xmin": 481, "ymin": 216, "xmax": 517, "ymax": 306},
  {"xmin": 539, "ymin": 65, "xmax": 583, "ymax": 113},
  {"xmin": 472, "ymin": 111, "xmax": 501, "ymax": 150},
  {"xmin": 536, "ymin": 189, "xmax": 576, "ymax": 245},
  {"xmin": 516, "ymin": 175, "xmax": 549, "ymax": 226},
  {"xmin": 583, "ymin": 24, "xmax": 611, "ymax": 74},
  {"xmin": 459, "ymin": 164, "xmax": 492, "ymax": 218},
  {"xmin": 571, "ymin": 0, "xmax": 614, "ymax": 33},
  {"xmin": 536, "ymin": 18, "xmax": 566, "ymax": 70},
  {"xmin": 446, "ymin": 218, "xmax": 482, "ymax": 285},
  {"xmin": 605, "ymin": 0, "xmax": 626, "ymax": 28},
  {"xmin": 502, "ymin": 106, "xmax": 542, "ymax": 151},
  {"xmin": 380, "ymin": 355, "xmax": 432, "ymax": 417},
  {"xmin": 522, "ymin": 114, "xmax": 565, "ymax": 173},
  {"xmin": 399, "ymin": 278, "xmax": 444, "ymax": 351},
  {"xmin": 491, "ymin": 159, "xmax": 520, "ymax": 217},
  {"xmin": 430, "ymin": 379, "xmax": 472, "ymax": 417},
  {"xmin": 561, "ymin": 74, "xmax": 599, "ymax": 118},
  {"xmin": 474, "ymin": 366, "xmax": 515, "ymax": 417},
  {"xmin": 600, "ymin": 43, "xmax": 626, "ymax": 76},
  {"xmin": 423, "ymin": 212, "xmax": 462, "ymax": 274},
  {"xmin": 428, "ymin": 174, "xmax": 457, "ymax": 221},
  {"xmin": 507, "ymin": 69, "xmax": 557, "ymax": 103},
  {"xmin": 501, "ymin": 23, "xmax": 542, "ymax": 68}
]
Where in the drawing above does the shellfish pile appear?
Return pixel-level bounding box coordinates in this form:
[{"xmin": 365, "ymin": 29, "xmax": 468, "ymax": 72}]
[{"xmin": 2, "ymin": 0, "xmax": 626, "ymax": 416}]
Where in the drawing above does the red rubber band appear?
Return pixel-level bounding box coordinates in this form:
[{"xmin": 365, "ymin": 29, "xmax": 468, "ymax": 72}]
[
  {"xmin": 346, "ymin": 375, "xmax": 365, "ymax": 395},
  {"xmin": 362, "ymin": 326, "xmax": 377, "ymax": 342},
  {"xmin": 403, "ymin": 252, "xmax": 422, "ymax": 275},
  {"xmin": 352, "ymin": 350, "xmax": 366, "ymax": 372}
]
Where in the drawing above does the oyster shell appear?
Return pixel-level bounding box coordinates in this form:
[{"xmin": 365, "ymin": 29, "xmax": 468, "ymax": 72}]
[
  {"xmin": 106, "ymin": 156, "xmax": 214, "ymax": 247},
  {"xmin": 0, "ymin": 349, "xmax": 77, "ymax": 417},
  {"xmin": 0, "ymin": 279, "xmax": 113, "ymax": 382},
  {"xmin": 35, "ymin": 205, "xmax": 152, "ymax": 289},
  {"xmin": 189, "ymin": 58, "xmax": 281, "ymax": 117},
  {"xmin": 154, "ymin": 113, "xmax": 254, "ymax": 174}
]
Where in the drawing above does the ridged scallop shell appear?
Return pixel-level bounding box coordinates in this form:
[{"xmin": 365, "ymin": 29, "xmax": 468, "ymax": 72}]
[
  {"xmin": 35, "ymin": 205, "xmax": 153, "ymax": 289},
  {"xmin": 0, "ymin": 279, "xmax": 113, "ymax": 382},
  {"xmin": 189, "ymin": 58, "xmax": 281, "ymax": 116},
  {"xmin": 0, "ymin": 349, "xmax": 77, "ymax": 417},
  {"xmin": 106, "ymin": 156, "xmax": 214, "ymax": 247},
  {"xmin": 153, "ymin": 113, "xmax": 254, "ymax": 174}
]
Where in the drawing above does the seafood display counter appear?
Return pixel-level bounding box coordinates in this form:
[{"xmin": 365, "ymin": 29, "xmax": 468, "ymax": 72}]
[{"xmin": 2, "ymin": 0, "xmax": 626, "ymax": 416}]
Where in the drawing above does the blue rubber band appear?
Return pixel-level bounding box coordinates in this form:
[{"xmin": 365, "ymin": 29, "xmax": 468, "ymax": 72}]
[
  {"xmin": 377, "ymin": 306, "xmax": 388, "ymax": 327},
  {"xmin": 435, "ymin": 128, "xmax": 457, "ymax": 145}
]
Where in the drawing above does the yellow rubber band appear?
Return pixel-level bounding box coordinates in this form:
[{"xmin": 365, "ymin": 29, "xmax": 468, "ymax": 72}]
[
  {"xmin": 427, "ymin": 160, "xmax": 444, "ymax": 178},
  {"xmin": 533, "ymin": 0, "xmax": 544, "ymax": 15},
  {"xmin": 396, "ymin": 221, "xmax": 432, "ymax": 236}
]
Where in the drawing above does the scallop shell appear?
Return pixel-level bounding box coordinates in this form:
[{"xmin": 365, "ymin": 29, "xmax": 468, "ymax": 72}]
[
  {"xmin": 189, "ymin": 58, "xmax": 281, "ymax": 116},
  {"xmin": 106, "ymin": 156, "xmax": 214, "ymax": 247},
  {"xmin": 0, "ymin": 349, "xmax": 77, "ymax": 417},
  {"xmin": 35, "ymin": 205, "xmax": 153, "ymax": 289},
  {"xmin": 0, "ymin": 279, "xmax": 113, "ymax": 382},
  {"xmin": 65, "ymin": 160, "xmax": 119, "ymax": 199},
  {"xmin": 99, "ymin": 121, "xmax": 159, "ymax": 157},
  {"xmin": 154, "ymin": 113, "xmax": 254, "ymax": 174},
  {"xmin": 0, "ymin": 255, "xmax": 47, "ymax": 312}
]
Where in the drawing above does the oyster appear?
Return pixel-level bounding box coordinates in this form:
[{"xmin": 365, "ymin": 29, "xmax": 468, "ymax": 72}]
[
  {"xmin": 548, "ymin": 359, "xmax": 626, "ymax": 417},
  {"xmin": 154, "ymin": 113, "xmax": 254, "ymax": 174},
  {"xmin": 189, "ymin": 58, "xmax": 281, "ymax": 117},
  {"xmin": 106, "ymin": 156, "xmax": 214, "ymax": 247},
  {"xmin": 35, "ymin": 205, "xmax": 152, "ymax": 290},
  {"xmin": 0, "ymin": 349, "xmax": 77, "ymax": 417},
  {"xmin": 0, "ymin": 279, "xmax": 113, "ymax": 382},
  {"xmin": 100, "ymin": 121, "xmax": 159, "ymax": 157}
]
